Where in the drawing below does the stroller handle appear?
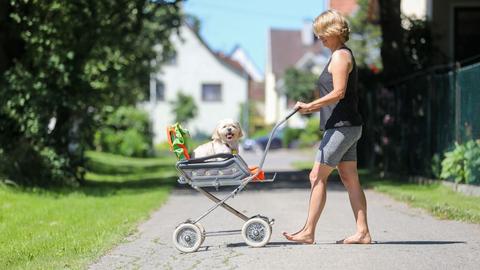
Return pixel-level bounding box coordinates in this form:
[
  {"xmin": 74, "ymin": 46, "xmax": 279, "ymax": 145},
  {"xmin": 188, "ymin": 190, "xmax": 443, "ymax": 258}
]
[
  {"xmin": 257, "ymin": 108, "xmax": 300, "ymax": 170},
  {"xmin": 285, "ymin": 107, "xmax": 301, "ymax": 120}
]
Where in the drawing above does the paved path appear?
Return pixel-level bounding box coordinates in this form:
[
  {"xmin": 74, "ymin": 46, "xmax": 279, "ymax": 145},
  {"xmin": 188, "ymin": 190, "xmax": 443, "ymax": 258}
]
[{"xmin": 90, "ymin": 150, "xmax": 480, "ymax": 270}]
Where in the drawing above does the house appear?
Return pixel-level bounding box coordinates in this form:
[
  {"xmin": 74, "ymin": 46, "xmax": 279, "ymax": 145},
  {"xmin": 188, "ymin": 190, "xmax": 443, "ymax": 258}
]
[
  {"xmin": 229, "ymin": 46, "xmax": 263, "ymax": 82},
  {"xmin": 229, "ymin": 46, "xmax": 266, "ymax": 132},
  {"xmin": 264, "ymin": 0, "xmax": 357, "ymax": 126},
  {"xmin": 144, "ymin": 24, "xmax": 249, "ymax": 144},
  {"xmin": 370, "ymin": 0, "xmax": 480, "ymax": 63},
  {"xmin": 427, "ymin": 0, "xmax": 480, "ymax": 63}
]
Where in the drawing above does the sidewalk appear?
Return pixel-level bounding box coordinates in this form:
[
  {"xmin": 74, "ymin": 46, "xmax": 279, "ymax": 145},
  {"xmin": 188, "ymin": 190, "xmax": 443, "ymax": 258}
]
[{"xmin": 89, "ymin": 150, "xmax": 480, "ymax": 270}]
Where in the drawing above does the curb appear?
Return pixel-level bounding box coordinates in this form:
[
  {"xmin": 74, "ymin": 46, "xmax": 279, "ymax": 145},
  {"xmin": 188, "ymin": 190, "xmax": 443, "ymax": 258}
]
[{"xmin": 408, "ymin": 176, "xmax": 480, "ymax": 197}]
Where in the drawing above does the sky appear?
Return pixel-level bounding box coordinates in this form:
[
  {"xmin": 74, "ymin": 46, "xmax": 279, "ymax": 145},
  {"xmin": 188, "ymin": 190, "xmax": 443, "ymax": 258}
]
[{"xmin": 183, "ymin": 0, "xmax": 326, "ymax": 75}]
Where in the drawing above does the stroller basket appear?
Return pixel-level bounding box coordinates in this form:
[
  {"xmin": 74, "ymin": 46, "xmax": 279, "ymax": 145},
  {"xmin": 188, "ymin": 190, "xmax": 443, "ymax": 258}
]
[{"xmin": 176, "ymin": 153, "xmax": 251, "ymax": 188}]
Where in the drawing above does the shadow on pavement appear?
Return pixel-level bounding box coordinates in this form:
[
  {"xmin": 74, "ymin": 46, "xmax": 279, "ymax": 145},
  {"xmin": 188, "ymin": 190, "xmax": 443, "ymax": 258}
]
[
  {"xmin": 373, "ymin": 240, "xmax": 466, "ymax": 245},
  {"xmin": 226, "ymin": 241, "xmax": 304, "ymax": 248},
  {"xmin": 224, "ymin": 240, "xmax": 466, "ymax": 249}
]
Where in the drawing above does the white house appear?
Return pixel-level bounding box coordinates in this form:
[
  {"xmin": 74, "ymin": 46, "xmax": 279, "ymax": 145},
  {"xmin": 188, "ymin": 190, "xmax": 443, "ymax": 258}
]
[
  {"xmin": 229, "ymin": 45, "xmax": 266, "ymax": 132},
  {"xmin": 143, "ymin": 24, "xmax": 249, "ymax": 144},
  {"xmin": 229, "ymin": 46, "xmax": 263, "ymax": 82}
]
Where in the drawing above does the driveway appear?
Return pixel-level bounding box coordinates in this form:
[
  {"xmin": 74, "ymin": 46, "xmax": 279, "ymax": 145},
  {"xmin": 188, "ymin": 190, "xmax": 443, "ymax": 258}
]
[{"xmin": 90, "ymin": 150, "xmax": 480, "ymax": 270}]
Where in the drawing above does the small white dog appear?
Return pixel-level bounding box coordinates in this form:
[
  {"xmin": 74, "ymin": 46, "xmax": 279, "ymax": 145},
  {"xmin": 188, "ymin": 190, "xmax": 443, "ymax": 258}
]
[{"xmin": 192, "ymin": 119, "xmax": 243, "ymax": 158}]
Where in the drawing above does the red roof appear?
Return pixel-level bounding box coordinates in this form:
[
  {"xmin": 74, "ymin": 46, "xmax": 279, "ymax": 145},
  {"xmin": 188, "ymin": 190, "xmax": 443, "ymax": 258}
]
[
  {"xmin": 214, "ymin": 52, "xmax": 245, "ymax": 74},
  {"xmin": 269, "ymin": 29, "xmax": 326, "ymax": 78},
  {"xmin": 329, "ymin": 0, "xmax": 358, "ymax": 16}
]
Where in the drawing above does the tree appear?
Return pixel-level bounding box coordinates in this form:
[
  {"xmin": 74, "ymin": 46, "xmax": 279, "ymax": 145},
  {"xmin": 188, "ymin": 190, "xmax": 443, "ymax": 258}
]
[
  {"xmin": 377, "ymin": 0, "xmax": 410, "ymax": 81},
  {"xmin": 376, "ymin": 0, "xmax": 443, "ymax": 80},
  {"xmin": 347, "ymin": 0, "xmax": 382, "ymax": 69},
  {"xmin": 283, "ymin": 67, "xmax": 318, "ymax": 105},
  {"xmin": 170, "ymin": 92, "xmax": 198, "ymax": 125},
  {"xmin": 0, "ymin": 0, "xmax": 184, "ymax": 186},
  {"xmin": 94, "ymin": 106, "xmax": 153, "ymax": 157}
]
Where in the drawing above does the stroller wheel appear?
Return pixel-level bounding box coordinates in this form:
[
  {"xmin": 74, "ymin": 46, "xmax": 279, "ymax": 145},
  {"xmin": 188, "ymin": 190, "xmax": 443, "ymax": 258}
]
[
  {"xmin": 241, "ymin": 217, "xmax": 272, "ymax": 247},
  {"xmin": 173, "ymin": 223, "xmax": 202, "ymax": 253},
  {"xmin": 195, "ymin": 222, "xmax": 206, "ymax": 243}
]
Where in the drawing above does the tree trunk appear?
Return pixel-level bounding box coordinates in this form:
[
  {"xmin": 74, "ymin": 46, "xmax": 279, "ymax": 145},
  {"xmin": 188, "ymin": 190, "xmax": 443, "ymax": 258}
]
[{"xmin": 378, "ymin": 0, "xmax": 410, "ymax": 82}]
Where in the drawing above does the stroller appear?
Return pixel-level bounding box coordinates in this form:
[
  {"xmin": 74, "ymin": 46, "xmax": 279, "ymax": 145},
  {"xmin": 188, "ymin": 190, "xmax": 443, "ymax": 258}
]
[{"xmin": 171, "ymin": 109, "xmax": 299, "ymax": 253}]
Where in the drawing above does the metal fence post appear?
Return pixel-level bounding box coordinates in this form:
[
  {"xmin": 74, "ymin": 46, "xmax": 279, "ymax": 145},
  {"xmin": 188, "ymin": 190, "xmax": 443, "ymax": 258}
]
[
  {"xmin": 426, "ymin": 71, "xmax": 432, "ymax": 158},
  {"xmin": 454, "ymin": 62, "xmax": 461, "ymax": 143}
]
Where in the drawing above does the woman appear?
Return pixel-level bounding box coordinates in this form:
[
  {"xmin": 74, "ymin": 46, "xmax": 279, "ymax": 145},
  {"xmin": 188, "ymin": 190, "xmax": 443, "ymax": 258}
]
[{"xmin": 283, "ymin": 9, "xmax": 371, "ymax": 244}]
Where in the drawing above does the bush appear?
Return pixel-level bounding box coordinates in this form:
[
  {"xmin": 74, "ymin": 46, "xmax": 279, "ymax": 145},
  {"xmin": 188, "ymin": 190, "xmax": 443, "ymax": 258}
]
[
  {"xmin": 170, "ymin": 92, "xmax": 198, "ymax": 125},
  {"xmin": 440, "ymin": 140, "xmax": 480, "ymax": 184},
  {"xmin": 298, "ymin": 118, "xmax": 322, "ymax": 147},
  {"xmin": 0, "ymin": 143, "xmax": 77, "ymax": 187},
  {"xmin": 94, "ymin": 107, "xmax": 153, "ymax": 157},
  {"xmin": 431, "ymin": 153, "xmax": 442, "ymax": 179},
  {"xmin": 464, "ymin": 140, "xmax": 480, "ymax": 184},
  {"xmin": 155, "ymin": 141, "xmax": 172, "ymax": 155},
  {"xmin": 250, "ymin": 126, "xmax": 272, "ymax": 139},
  {"xmin": 155, "ymin": 137, "xmax": 208, "ymax": 158},
  {"xmin": 282, "ymin": 128, "xmax": 302, "ymax": 148}
]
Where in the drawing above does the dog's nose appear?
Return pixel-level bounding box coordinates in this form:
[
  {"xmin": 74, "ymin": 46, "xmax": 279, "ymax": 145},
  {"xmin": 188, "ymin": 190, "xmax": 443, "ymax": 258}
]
[{"xmin": 227, "ymin": 128, "xmax": 232, "ymax": 132}]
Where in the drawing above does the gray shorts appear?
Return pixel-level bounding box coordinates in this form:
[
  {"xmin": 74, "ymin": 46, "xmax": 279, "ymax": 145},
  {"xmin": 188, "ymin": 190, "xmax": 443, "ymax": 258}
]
[{"xmin": 315, "ymin": 126, "xmax": 362, "ymax": 167}]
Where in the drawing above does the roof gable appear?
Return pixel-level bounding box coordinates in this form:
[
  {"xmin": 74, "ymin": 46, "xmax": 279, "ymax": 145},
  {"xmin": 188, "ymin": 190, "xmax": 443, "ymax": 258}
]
[
  {"xmin": 181, "ymin": 24, "xmax": 246, "ymax": 77},
  {"xmin": 269, "ymin": 29, "xmax": 327, "ymax": 78}
]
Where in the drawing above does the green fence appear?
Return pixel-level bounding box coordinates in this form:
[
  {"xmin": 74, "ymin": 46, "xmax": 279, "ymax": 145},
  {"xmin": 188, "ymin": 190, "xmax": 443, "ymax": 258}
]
[{"xmin": 371, "ymin": 61, "xmax": 480, "ymax": 176}]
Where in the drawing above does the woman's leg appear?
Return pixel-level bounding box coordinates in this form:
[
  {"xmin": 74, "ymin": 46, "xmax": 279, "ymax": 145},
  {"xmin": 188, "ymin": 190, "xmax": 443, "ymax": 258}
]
[
  {"xmin": 283, "ymin": 162, "xmax": 333, "ymax": 244},
  {"xmin": 336, "ymin": 161, "xmax": 371, "ymax": 244}
]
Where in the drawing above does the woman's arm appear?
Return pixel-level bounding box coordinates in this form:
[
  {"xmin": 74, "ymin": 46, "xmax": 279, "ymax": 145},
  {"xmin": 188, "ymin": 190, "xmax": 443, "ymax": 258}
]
[{"xmin": 295, "ymin": 49, "xmax": 352, "ymax": 114}]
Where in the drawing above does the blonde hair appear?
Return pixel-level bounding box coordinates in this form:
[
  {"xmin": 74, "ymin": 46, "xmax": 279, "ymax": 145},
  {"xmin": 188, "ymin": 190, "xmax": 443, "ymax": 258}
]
[{"xmin": 313, "ymin": 9, "xmax": 350, "ymax": 43}]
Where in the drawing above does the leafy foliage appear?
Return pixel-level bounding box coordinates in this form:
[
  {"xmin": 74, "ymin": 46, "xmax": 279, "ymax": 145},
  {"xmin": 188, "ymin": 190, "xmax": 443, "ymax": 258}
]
[
  {"xmin": 170, "ymin": 91, "xmax": 198, "ymax": 125},
  {"xmin": 347, "ymin": 0, "xmax": 382, "ymax": 69},
  {"xmin": 283, "ymin": 68, "xmax": 318, "ymax": 104},
  {"xmin": 400, "ymin": 16, "xmax": 442, "ymax": 71},
  {"xmin": 94, "ymin": 106, "xmax": 153, "ymax": 157},
  {"xmin": 282, "ymin": 128, "xmax": 303, "ymax": 148},
  {"xmin": 441, "ymin": 140, "xmax": 480, "ymax": 184},
  {"xmin": 282, "ymin": 118, "xmax": 322, "ymax": 148},
  {"xmin": 464, "ymin": 140, "xmax": 480, "ymax": 184},
  {"xmin": 0, "ymin": 0, "xmax": 184, "ymax": 186},
  {"xmin": 298, "ymin": 117, "xmax": 322, "ymax": 147},
  {"xmin": 239, "ymin": 101, "xmax": 265, "ymax": 136},
  {"xmin": 431, "ymin": 153, "xmax": 442, "ymax": 179}
]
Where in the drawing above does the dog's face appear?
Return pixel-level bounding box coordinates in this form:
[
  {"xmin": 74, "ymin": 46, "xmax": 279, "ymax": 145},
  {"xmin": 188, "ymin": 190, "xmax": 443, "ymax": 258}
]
[{"xmin": 212, "ymin": 119, "xmax": 243, "ymax": 143}]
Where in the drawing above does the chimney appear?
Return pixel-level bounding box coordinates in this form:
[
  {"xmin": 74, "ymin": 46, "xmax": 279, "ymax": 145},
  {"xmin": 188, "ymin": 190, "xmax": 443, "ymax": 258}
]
[{"xmin": 301, "ymin": 19, "xmax": 314, "ymax": 46}]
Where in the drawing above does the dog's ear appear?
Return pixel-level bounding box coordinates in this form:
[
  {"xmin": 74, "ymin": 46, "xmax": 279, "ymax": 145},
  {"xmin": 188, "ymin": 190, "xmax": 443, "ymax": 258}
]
[{"xmin": 212, "ymin": 125, "xmax": 221, "ymax": 140}]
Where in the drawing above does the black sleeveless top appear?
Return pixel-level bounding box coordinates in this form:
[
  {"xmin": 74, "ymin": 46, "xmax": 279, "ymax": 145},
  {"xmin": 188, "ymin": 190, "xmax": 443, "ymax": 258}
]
[{"xmin": 318, "ymin": 46, "xmax": 362, "ymax": 130}]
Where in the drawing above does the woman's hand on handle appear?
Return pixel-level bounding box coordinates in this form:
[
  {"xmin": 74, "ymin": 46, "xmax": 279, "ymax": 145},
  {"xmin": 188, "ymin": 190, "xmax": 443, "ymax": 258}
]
[{"xmin": 294, "ymin": 101, "xmax": 314, "ymax": 114}]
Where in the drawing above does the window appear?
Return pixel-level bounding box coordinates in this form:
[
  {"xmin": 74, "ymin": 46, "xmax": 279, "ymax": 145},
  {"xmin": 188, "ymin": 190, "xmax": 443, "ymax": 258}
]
[
  {"xmin": 201, "ymin": 83, "xmax": 222, "ymax": 102},
  {"xmin": 454, "ymin": 7, "xmax": 480, "ymax": 61},
  {"xmin": 166, "ymin": 51, "xmax": 177, "ymax": 65},
  {"xmin": 155, "ymin": 80, "xmax": 165, "ymax": 101}
]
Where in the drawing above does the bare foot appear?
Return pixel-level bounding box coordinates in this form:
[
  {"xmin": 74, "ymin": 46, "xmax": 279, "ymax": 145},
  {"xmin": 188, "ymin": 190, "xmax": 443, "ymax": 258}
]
[
  {"xmin": 283, "ymin": 230, "xmax": 315, "ymax": 244},
  {"xmin": 336, "ymin": 232, "xmax": 372, "ymax": 244},
  {"xmin": 281, "ymin": 224, "xmax": 306, "ymax": 238}
]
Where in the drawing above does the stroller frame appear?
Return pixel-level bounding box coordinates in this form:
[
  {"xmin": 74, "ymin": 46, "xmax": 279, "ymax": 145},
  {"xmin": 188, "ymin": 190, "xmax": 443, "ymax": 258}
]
[{"xmin": 172, "ymin": 109, "xmax": 299, "ymax": 252}]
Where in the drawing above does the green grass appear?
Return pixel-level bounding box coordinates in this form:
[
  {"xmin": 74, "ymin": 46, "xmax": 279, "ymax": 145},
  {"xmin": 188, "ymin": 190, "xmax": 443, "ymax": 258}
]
[
  {"xmin": 0, "ymin": 151, "xmax": 178, "ymax": 270},
  {"xmin": 291, "ymin": 161, "xmax": 480, "ymax": 224},
  {"xmin": 291, "ymin": 161, "xmax": 315, "ymax": 171},
  {"xmin": 362, "ymin": 175, "xmax": 480, "ymax": 224}
]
